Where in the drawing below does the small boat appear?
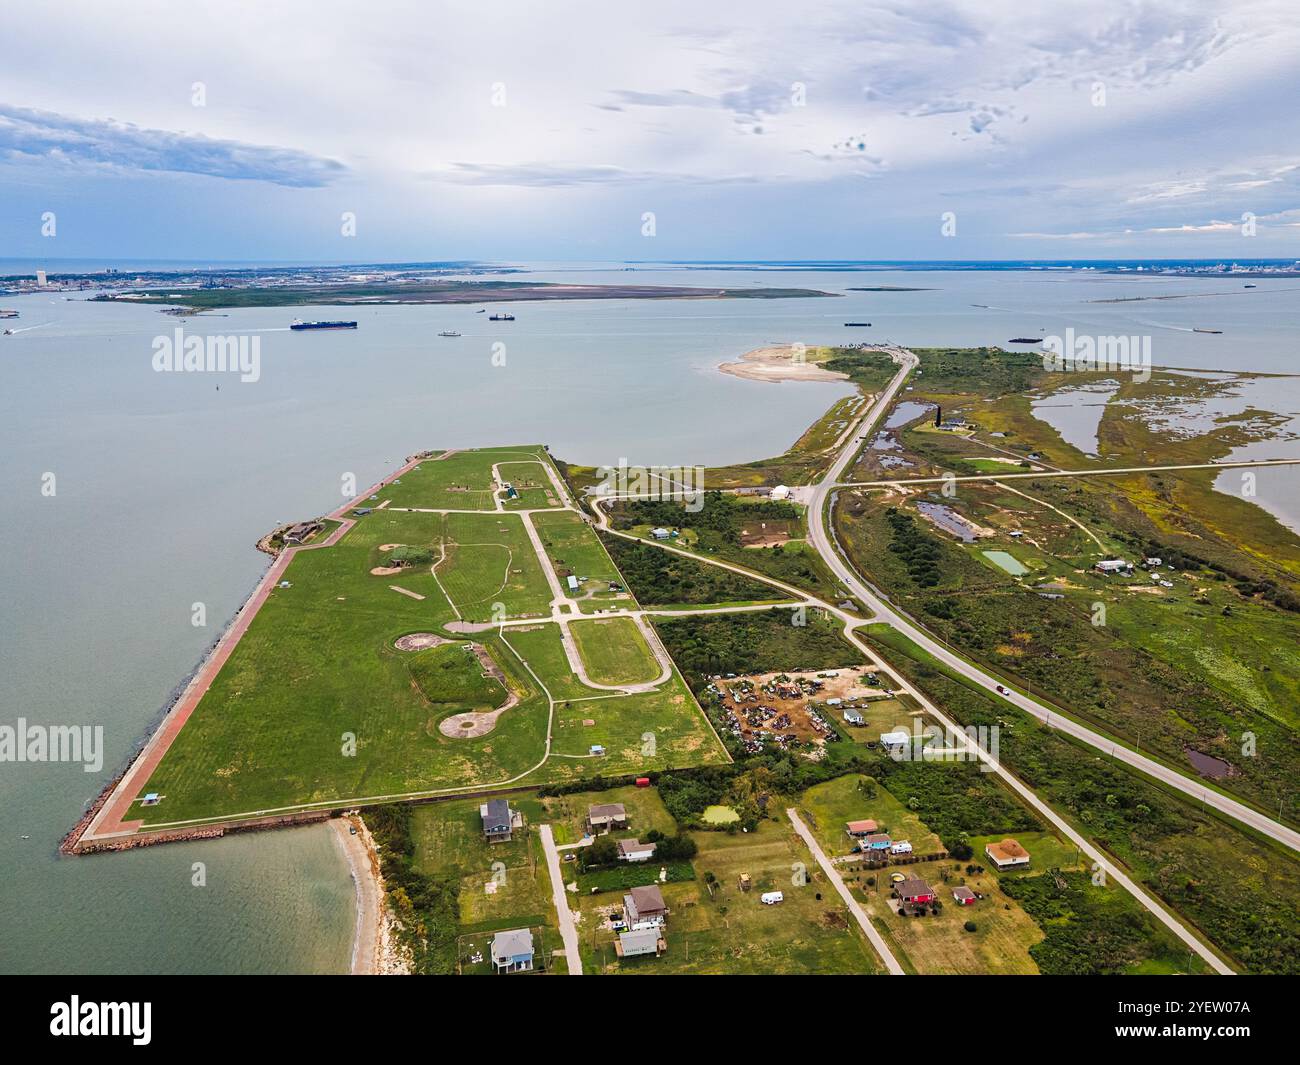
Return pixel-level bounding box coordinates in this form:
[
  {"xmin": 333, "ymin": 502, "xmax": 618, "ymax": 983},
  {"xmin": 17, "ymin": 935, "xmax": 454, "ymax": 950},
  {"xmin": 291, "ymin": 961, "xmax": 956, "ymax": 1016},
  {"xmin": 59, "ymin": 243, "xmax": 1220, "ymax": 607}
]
[
  {"xmin": 1244, "ymin": 283, "xmax": 1257, "ymax": 289},
  {"xmin": 438, "ymin": 330, "xmax": 461, "ymax": 337},
  {"xmin": 0, "ymin": 309, "xmax": 18, "ymax": 319},
  {"xmin": 1192, "ymin": 327, "xmax": 1223, "ymax": 334},
  {"xmin": 290, "ymin": 319, "xmax": 358, "ymax": 330},
  {"xmin": 1008, "ymin": 337, "xmax": 1043, "ymax": 344},
  {"xmin": 844, "ymin": 321, "xmax": 872, "ymax": 327},
  {"xmin": 488, "ymin": 313, "xmax": 515, "ymax": 321},
  {"xmin": 2, "ymin": 329, "xmax": 12, "ymax": 336}
]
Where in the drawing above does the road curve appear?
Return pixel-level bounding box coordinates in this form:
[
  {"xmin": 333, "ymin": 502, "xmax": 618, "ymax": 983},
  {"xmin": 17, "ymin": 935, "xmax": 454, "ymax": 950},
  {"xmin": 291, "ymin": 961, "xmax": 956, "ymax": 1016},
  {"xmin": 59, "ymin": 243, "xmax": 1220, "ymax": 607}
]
[{"xmin": 806, "ymin": 349, "xmax": 1300, "ymax": 855}]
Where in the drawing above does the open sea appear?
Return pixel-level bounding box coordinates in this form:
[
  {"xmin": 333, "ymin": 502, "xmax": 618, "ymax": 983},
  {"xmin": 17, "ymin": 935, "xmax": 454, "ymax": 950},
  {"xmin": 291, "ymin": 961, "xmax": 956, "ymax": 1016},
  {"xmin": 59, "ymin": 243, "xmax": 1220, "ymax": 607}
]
[{"xmin": 1, "ymin": 262, "xmax": 1297, "ymax": 973}]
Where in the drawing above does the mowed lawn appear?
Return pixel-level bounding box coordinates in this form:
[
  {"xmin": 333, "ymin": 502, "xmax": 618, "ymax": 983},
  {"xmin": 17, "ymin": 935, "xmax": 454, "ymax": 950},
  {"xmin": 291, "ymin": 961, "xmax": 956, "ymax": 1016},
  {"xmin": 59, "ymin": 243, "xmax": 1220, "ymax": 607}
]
[
  {"xmin": 500, "ymin": 622, "xmax": 610, "ymax": 702},
  {"xmin": 569, "ymin": 617, "xmax": 660, "ymax": 685},
  {"xmin": 544, "ymin": 673, "xmax": 728, "ymax": 779},
  {"xmin": 577, "ymin": 816, "xmax": 883, "ymax": 975},
  {"xmin": 498, "ymin": 460, "xmax": 564, "ymax": 510},
  {"xmin": 541, "ymin": 784, "xmax": 678, "ymax": 845},
  {"xmin": 380, "ymin": 445, "xmax": 552, "ymax": 511},
  {"xmin": 133, "ymin": 512, "xmax": 553, "ymax": 825},
  {"xmin": 437, "ymin": 511, "xmax": 554, "ymax": 621}
]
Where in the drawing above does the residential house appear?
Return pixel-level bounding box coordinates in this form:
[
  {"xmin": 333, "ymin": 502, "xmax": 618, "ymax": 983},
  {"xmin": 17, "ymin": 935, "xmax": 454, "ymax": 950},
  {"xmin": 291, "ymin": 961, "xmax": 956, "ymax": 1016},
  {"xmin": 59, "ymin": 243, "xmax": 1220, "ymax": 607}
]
[
  {"xmin": 586, "ymin": 803, "xmax": 628, "ymax": 833},
  {"xmin": 880, "ymin": 730, "xmax": 911, "ymax": 754},
  {"xmin": 952, "ymin": 886, "xmax": 977, "ymax": 906},
  {"xmin": 896, "ymin": 876, "xmax": 936, "ymax": 907},
  {"xmin": 1094, "ymin": 559, "xmax": 1133, "ymax": 575},
  {"xmin": 863, "ymin": 833, "xmax": 893, "ymax": 852},
  {"xmin": 623, "ymin": 884, "xmax": 668, "ymax": 926},
  {"xmin": 845, "ymin": 819, "xmax": 879, "ymax": 838},
  {"xmin": 985, "ymin": 838, "xmax": 1031, "ymax": 870},
  {"xmin": 650, "ymin": 528, "xmax": 672, "ymax": 540},
  {"xmin": 490, "ymin": 928, "xmax": 535, "ymax": 973},
  {"xmin": 617, "ymin": 839, "xmax": 656, "ymax": 863},
  {"xmin": 615, "ymin": 927, "xmax": 665, "ymax": 959},
  {"xmin": 480, "ymin": 798, "xmax": 520, "ymax": 843}
]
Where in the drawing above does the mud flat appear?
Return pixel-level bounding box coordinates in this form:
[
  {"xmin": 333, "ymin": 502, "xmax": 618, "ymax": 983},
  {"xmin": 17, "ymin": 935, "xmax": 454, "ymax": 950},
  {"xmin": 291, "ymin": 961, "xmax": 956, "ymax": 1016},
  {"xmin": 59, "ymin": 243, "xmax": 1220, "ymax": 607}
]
[{"xmin": 719, "ymin": 345, "xmax": 849, "ymax": 384}]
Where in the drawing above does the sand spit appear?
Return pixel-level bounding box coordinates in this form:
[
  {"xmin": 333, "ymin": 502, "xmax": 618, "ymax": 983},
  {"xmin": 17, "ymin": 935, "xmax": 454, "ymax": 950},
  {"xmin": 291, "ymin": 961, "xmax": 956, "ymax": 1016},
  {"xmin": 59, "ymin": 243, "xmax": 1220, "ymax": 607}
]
[{"xmin": 719, "ymin": 345, "xmax": 849, "ymax": 384}]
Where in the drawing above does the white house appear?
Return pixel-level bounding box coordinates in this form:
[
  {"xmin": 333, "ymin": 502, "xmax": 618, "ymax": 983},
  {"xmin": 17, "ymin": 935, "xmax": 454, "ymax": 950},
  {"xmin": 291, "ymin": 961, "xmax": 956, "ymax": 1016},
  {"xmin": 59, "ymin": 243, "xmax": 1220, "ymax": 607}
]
[
  {"xmin": 617, "ymin": 839, "xmax": 657, "ymax": 863},
  {"xmin": 985, "ymin": 838, "xmax": 1031, "ymax": 870},
  {"xmin": 650, "ymin": 528, "xmax": 672, "ymax": 540},
  {"xmin": 566, "ymin": 574, "xmax": 579, "ymax": 591},
  {"xmin": 880, "ymin": 730, "xmax": 911, "ymax": 753},
  {"xmin": 1095, "ymin": 559, "xmax": 1132, "ymax": 575}
]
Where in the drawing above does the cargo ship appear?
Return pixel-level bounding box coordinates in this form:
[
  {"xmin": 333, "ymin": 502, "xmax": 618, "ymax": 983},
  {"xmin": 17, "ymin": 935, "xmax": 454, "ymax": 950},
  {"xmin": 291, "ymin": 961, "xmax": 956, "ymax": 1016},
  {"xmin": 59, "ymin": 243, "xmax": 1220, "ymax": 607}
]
[
  {"xmin": 290, "ymin": 319, "xmax": 358, "ymax": 330},
  {"xmin": 844, "ymin": 321, "xmax": 871, "ymax": 327},
  {"xmin": 488, "ymin": 312, "xmax": 515, "ymax": 321}
]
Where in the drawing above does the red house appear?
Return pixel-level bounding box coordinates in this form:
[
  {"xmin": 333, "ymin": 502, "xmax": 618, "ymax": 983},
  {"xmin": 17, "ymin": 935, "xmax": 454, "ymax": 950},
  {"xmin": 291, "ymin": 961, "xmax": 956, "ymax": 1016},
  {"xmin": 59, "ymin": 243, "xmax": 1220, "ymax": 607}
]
[
  {"xmin": 952, "ymin": 886, "xmax": 977, "ymax": 906},
  {"xmin": 897, "ymin": 876, "xmax": 935, "ymax": 907}
]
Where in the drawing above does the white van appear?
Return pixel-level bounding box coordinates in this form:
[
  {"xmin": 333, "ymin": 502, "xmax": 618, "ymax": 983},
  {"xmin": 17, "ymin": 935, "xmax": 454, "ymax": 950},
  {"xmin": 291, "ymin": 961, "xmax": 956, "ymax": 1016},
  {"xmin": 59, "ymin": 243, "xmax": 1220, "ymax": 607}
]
[
  {"xmin": 760, "ymin": 891, "xmax": 784, "ymax": 905},
  {"xmin": 889, "ymin": 840, "xmax": 913, "ymax": 855}
]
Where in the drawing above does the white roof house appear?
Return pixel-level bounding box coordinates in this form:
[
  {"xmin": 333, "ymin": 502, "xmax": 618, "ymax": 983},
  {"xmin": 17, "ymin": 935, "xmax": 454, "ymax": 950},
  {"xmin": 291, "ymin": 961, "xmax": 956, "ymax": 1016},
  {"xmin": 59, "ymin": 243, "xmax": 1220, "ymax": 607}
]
[
  {"xmin": 880, "ymin": 730, "xmax": 911, "ymax": 751},
  {"xmin": 566, "ymin": 575, "xmax": 579, "ymax": 590}
]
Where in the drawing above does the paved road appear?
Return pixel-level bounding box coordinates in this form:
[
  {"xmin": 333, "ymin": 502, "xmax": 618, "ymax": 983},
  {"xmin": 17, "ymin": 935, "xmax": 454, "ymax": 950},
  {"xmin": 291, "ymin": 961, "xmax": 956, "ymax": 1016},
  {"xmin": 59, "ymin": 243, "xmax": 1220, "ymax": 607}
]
[
  {"xmin": 805, "ymin": 350, "xmax": 1300, "ymax": 856},
  {"xmin": 833, "ymin": 628, "xmax": 1234, "ymax": 975},
  {"xmin": 786, "ymin": 808, "xmax": 905, "ymax": 975},
  {"xmin": 842, "ymin": 456, "xmax": 1300, "ymax": 488},
  {"xmin": 539, "ymin": 824, "xmax": 583, "ymax": 975}
]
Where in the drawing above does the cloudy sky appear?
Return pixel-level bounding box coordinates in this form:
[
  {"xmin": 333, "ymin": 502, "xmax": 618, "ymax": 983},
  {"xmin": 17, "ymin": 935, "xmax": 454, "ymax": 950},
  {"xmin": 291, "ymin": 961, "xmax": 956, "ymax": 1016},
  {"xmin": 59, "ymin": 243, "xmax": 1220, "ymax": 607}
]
[{"xmin": 2, "ymin": 0, "xmax": 1299, "ymax": 262}]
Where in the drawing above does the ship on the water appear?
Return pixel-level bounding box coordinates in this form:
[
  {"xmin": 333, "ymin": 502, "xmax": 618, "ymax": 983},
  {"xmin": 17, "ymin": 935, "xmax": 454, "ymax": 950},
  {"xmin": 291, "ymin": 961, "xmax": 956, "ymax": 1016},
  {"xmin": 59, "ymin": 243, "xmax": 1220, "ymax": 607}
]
[
  {"xmin": 438, "ymin": 330, "xmax": 461, "ymax": 337},
  {"xmin": 1192, "ymin": 327, "xmax": 1223, "ymax": 334},
  {"xmin": 488, "ymin": 312, "xmax": 515, "ymax": 321},
  {"xmin": 0, "ymin": 309, "xmax": 18, "ymax": 319},
  {"xmin": 290, "ymin": 319, "xmax": 358, "ymax": 330},
  {"xmin": 844, "ymin": 321, "xmax": 871, "ymax": 327}
]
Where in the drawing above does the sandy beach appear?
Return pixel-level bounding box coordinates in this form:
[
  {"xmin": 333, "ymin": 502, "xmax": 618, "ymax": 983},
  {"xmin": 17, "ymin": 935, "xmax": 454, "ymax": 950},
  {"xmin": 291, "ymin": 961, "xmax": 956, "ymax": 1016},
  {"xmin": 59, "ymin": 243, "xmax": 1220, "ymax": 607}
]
[
  {"xmin": 718, "ymin": 344, "xmax": 849, "ymax": 383},
  {"xmin": 331, "ymin": 815, "xmax": 411, "ymax": 976}
]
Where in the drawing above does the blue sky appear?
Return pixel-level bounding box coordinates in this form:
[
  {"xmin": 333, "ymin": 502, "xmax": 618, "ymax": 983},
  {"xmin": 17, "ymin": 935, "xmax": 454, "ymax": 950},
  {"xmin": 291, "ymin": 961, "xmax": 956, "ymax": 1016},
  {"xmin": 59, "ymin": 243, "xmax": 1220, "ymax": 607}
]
[{"xmin": 2, "ymin": 0, "xmax": 1298, "ymax": 262}]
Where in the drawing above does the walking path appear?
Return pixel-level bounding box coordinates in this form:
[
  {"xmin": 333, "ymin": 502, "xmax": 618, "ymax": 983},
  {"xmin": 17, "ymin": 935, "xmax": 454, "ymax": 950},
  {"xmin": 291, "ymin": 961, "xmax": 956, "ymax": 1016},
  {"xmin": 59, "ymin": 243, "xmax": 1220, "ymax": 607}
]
[
  {"xmin": 539, "ymin": 824, "xmax": 583, "ymax": 975},
  {"xmin": 787, "ymin": 808, "xmax": 905, "ymax": 975}
]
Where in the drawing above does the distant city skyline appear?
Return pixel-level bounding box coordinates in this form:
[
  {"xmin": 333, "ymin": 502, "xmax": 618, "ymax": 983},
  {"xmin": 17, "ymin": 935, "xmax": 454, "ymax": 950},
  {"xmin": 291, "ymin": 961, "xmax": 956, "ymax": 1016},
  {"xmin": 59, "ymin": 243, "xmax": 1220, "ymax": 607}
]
[{"xmin": 3, "ymin": 0, "xmax": 1299, "ymax": 261}]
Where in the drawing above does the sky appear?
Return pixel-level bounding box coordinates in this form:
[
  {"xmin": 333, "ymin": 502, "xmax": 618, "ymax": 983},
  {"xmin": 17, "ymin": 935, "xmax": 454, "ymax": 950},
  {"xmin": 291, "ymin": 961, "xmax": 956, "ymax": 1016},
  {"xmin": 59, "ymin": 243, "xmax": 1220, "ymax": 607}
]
[{"xmin": 2, "ymin": 0, "xmax": 1299, "ymax": 263}]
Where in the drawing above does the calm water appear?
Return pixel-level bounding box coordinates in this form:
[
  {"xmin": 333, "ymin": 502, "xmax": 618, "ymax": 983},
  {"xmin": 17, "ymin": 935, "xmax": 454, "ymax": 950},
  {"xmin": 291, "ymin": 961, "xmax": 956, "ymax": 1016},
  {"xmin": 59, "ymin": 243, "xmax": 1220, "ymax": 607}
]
[{"xmin": 2, "ymin": 264, "xmax": 1298, "ymax": 973}]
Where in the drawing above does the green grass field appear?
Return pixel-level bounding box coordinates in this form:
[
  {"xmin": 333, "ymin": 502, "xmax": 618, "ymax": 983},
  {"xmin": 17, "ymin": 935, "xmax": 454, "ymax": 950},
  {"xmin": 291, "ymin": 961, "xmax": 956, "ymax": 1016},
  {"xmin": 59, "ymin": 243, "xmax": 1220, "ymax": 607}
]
[
  {"xmin": 438, "ymin": 511, "xmax": 555, "ymax": 621},
  {"xmin": 569, "ymin": 617, "xmax": 661, "ymax": 686},
  {"xmin": 129, "ymin": 446, "xmax": 727, "ymax": 827}
]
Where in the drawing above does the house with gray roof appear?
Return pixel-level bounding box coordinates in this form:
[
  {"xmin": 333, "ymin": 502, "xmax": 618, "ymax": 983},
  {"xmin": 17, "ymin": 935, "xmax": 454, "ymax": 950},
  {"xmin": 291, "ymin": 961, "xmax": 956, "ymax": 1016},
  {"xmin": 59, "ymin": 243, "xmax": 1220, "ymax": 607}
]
[
  {"xmin": 586, "ymin": 802, "xmax": 628, "ymax": 833},
  {"xmin": 480, "ymin": 798, "xmax": 520, "ymax": 842},
  {"xmin": 616, "ymin": 926, "xmax": 665, "ymax": 960},
  {"xmin": 490, "ymin": 928, "xmax": 535, "ymax": 973}
]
